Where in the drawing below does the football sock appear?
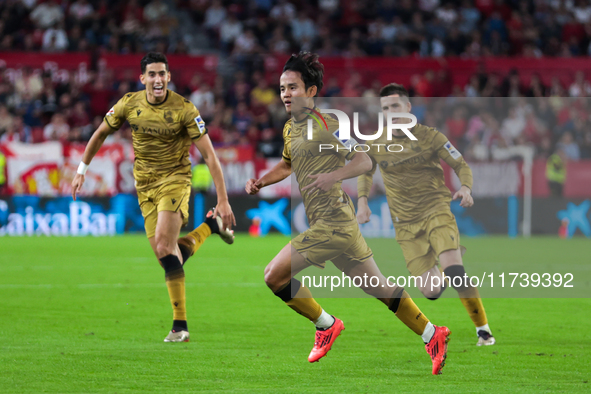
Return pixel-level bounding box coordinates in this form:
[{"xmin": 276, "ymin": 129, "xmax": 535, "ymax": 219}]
[
  {"xmin": 177, "ymin": 240, "xmax": 192, "ymax": 264},
  {"xmin": 274, "ymin": 278, "xmax": 323, "ymax": 321},
  {"xmin": 177, "ymin": 222, "xmax": 212, "ymax": 264},
  {"xmin": 444, "ymin": 265, "xmax": 488, "ymax": 327},
  {"xmin": 421, "ymin": 322, "xmax": 436, "ymax": 344},
  {"xmin": 476, "ymin": 323, "xmax": 491, "ymax": 335},
  {"xmin": 388, "ymin": 287, "xmax": 430, "ymax": 336},
  {"xmin": 204, "ymin": 214, "xmax": 220, "ymax": 234},
  {"xmin": 313, "ymin": 309, "xmax": 335, "ymax": 330},
  {"xmin": 160, "ymin": 254, "xmax": 187, "ymax": 323},
  {"xmin": 172, "ymin": 319, "xmax": 188, "ymax": 332}
]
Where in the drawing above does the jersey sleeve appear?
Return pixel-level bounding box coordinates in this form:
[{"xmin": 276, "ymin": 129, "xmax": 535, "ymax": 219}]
[
  {"xmin": 184, "ymin": 102, "xmax": 208, "ymax": 141},
  {"xmin": 322, "ymin": 117, "xmax": 358, "ymax": 161},
  {"xmin": 104, "ymin": 94, "xmax": 130, "ymax": 130},
  {"xmin": 281, "ymin": 120, "xmax": 292, "ymax": 164},
  {"xmin": 431, "ymin": 129, "xmax": 473, "ymax": 191},
  {"xmin": 358, "ymin": 156, "xmax": 378, "ymax": 199}
]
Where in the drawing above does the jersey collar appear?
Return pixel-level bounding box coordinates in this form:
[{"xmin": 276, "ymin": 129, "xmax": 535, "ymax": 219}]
[{"xmin": 145, "ymin": 89, "xmax": 169, "ymax": 106}]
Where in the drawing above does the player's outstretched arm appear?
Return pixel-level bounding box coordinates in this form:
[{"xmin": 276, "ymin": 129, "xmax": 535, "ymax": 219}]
[
  {"xmin": 194, "ymin": 134, "xmax": 236, "ymax": 229},
  {"xmin": 436, "ymin": 140, "xmax": 474, "ymax": 208},
  {"xmin": 245, "ymin": 159, "xmax": 291, "ymax": 195},
  {"xmin": 71, "ymin": 120, "xmax": 115, "ymax": 201},
  {"xmin": 302, "ymin": 151, "xmax": 372, "ymax": 193},
  {"xmin": 357, "ymin": 159, "xmax": 377, "ymax": 224}
]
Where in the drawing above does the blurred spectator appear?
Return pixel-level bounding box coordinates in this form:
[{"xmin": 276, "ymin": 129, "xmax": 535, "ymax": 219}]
[
  {"xmin": 568, "ymin": 71, "xmax": 591, "ymax": 97},
  {"xmin": 557, "ymin": 131, "xmax": 581, "ymax": 161},
  {"xmin": 42, "ymin": 23, "xmax": 69, "ymax": 52},
  {"xmin": 68, "ymin": 126, "xmax": 84, "ymax": 142},
  {"xmin": 580, "ymin": 130, "xmax": 591, "ymax": 159},
  {"xmin": 324, "ymin": 77, "xmax": 342, "ymax": 97},
  {"xmin": 43, "ymin": 113, "xmax": 70, "ymax": 141},
  {"xmin": 144, "ymin": 0, "xmax": 168, "ymax": 22},
  {"xmin": 232, "ymin": 102, "xmax": 253, "ymax": 135},
  {"xmin": 204, "ymin": 0, "xmax": 226, "ymax": 30},
  {"xmin": 546, "ymin": 149, "xmax": 567, "ymax": 197},
  {"xmin": 257, "ymin": 128, "xmax": 283, "ymax": 158},
  {"xmin": 270, "ymin": 0, "xmax": 296, "ymax": 22},
  {"xmin": 0, "ymin": 0, "xmax": 590, "ymax": 161},
  {"xmin": 250, "ymin": 79, "xmax": 276, "ymax": 106},
  {"xmin": 445, "ymin": 107, "xmax": 467, "ymax": 147},
  {"xmin": 69, "ymin": 0, "xmax": 94, "ymax": 24},
  {"xmin": 267, "ymin": 26, "xmax": 290, "ymax": 54},
  {"xmin": 501, "ymin": 107, "xmax": 526, "ymax": 143},
  {"xmin": 220, "ymin": 13, "xmax": 243, "ymax": 49},
  {"xmin": 0, "ymin": 150, "xmax": 5, "ymax": 193},
  {"xmin": 233, "ymin": 29, "xmax": 258, "ymax": 55},
  {"xmin": 30, "ymin": 0, "xmax": 64, "ymax": 29},
  {"xmin": 69, "ymin": 102, "xmax": 90, "ymax": 129},
  {"xmin": 190, "ymin": 83, "xmax": 215, "ymax": 119},
  {"xmin": 0, "ymin": 104, "xmax": 15, "ymax": 135},
  {"xmin": 15, "ymin": 67, "xmax": 43, "ymax": 100},
  {"xmin": 291, "ymin": 12, "xmax": 317, "ymax": 44}
]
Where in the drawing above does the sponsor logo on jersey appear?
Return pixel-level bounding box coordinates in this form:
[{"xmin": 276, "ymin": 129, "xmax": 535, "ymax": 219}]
[
  {"xmin": 332, "ymin": 129, "xmax": 357, "ymax": 150},
  {"xmin": 106, "ymin": 107, "xmax": 115, "ymax": 116},
  {"xmin": 444, "ymin": 141, "xmax": 462, "ymax": 160},
  {"xmin": 195, "ymin": 115, "xmax": 206, "ymax": 133}
]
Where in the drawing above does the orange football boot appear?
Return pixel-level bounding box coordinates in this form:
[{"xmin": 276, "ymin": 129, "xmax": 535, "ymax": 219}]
[{"xmin": 308, "ymin": 317, "xmax": 345, "ymax": 362}]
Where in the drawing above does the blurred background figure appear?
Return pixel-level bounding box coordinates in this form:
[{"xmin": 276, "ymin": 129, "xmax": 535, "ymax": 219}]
[{"xmin": 546, "ymin": 149, "xmax": 567, "ymax": 197}]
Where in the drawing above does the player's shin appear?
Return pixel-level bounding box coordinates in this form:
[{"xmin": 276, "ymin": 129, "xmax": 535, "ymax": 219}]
[
  {"xmin": 160, "ymin": 254, "xmax": 187, "ymax": 330},
  {"xmin": 388, "ymin": 287, "xmax": 434, "ymax": 342},
  {"xmin": 444, "ymin": 264, "xmax": 488, "ymax": 328},
  {"xmin": 178, "ymin": 222, "xmax": 212, "ymax": 264},
  {"xmin": 274, "ymin": 278, "xmax": 327, "ymax": 325}
]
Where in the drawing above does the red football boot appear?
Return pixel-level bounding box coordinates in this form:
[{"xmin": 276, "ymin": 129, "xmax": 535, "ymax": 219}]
[
  {"xmin": 425, "ymin": 325, "xmax": 451, "ymax": 375},
  {"xmin": 308, "ymin": 317, "xmax": 345, "ymax": 363}
]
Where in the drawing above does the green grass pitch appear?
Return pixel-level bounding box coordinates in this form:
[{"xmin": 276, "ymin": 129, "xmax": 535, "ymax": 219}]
[{"xmin": 1, "ymin": 235, "xmax": 590, "ymax": 393}]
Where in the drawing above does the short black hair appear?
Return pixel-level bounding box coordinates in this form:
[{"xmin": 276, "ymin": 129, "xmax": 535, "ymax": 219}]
[
  {"xmin": 141, "ymin": 52, "xmax": 169, "ymax": 74},
  {"xmin": 379, "ymin": 83, "xmax": 409, "ymax": 98},
  {"xmin": 282, "ymin": 52, "xmax": 324, "ymax": 96}
]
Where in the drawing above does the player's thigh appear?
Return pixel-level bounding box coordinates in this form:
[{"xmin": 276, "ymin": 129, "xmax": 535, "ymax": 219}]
[
  {"xmin": 438, "ymin": 249, "xmax": 463, "ymax": 271},
  {"xmin": 335, "ymin": 256, "xmax": 398, "ymax": 298},
  {"xmin": 154, "ymin": 210, "xmax": 183, "ymax": 258},
  {"xmin": 396, "ymin": 224, "xmax": 438, "ymax": 277},
  {"xmin": 156, "ymin": 182, "xmax": 192, "ymax": 227},
  {"xmin": 265, "ymin": 242, "xmax": 312, "ymax": 291},
  {"xmin": 291, "ymin": 223, "xmax": 351, "ymax": 269},
  {"xmin": 427, "ymin": 211, "xmax": 461, "ymax": 267},
  {"xmin": 138, "ymin": 190, "xmax": 158, "ymax": 239},
  {"xmin": 331, "ymin": 224, "xmax": 374, "ymax": 273}
]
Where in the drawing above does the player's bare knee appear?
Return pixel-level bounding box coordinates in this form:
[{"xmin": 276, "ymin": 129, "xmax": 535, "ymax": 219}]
[
  {"xmin": 421, "ymin": 286, "xmax": 443, "ymax": 300},
  {"xmin": 155, "ymin": 239, "xmax": 175, "ymax": 258}
]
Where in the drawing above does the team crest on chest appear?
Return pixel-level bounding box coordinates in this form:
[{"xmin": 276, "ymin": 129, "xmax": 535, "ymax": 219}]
[
  {"xmin": 164, "ymin": 110, "xmax": 174, "ymax": 124},
  {"xmin": 409, "ymin": 140, "xmax": 422, "ymax": 153}
]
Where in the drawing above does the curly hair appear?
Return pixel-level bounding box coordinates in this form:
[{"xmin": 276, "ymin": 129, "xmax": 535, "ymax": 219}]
[{"xmin": 282, "ymin": 52, "xmax": 324, "ymax": 96}]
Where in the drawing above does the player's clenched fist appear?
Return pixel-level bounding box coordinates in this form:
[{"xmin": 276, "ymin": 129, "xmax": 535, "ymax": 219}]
[
  {"xmin": 245, "ymin": 178, "xmax": 262, "ymax": 195},
  {"xmin": 71, "ymin": 174, "xmax": 85, "ymax": 201}
]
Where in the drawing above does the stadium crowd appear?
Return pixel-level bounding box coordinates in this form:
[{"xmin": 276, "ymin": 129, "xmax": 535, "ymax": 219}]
[
  {"xmin": 0, "ymin": 0, "xmax": 591, "ymax": 161},
  {"xmin": 4, "ymin": 0, "xmax": 591, "ymax": 57}
]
